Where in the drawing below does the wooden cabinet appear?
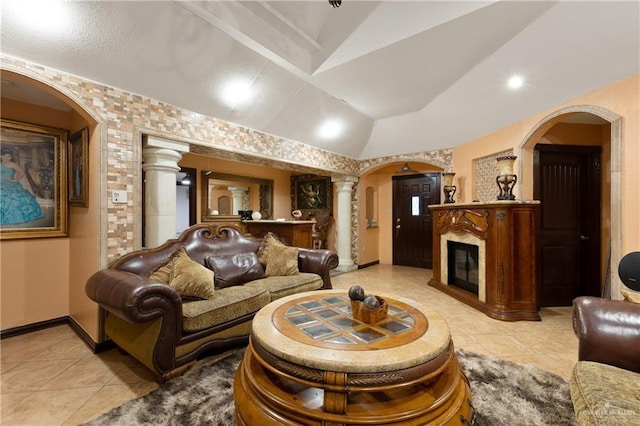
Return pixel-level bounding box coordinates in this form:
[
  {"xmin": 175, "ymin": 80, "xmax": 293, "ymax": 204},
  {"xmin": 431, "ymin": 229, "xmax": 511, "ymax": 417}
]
[
  {"xmin": 244, "ymin": 220, "xmax": 314, "ymax": 249},
  {"xmin": 428, "ymin": 202, "xmax": 540, "ymax": 321}
]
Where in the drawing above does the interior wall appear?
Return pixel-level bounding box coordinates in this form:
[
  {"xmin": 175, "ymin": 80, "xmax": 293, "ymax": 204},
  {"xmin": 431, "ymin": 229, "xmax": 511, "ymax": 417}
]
[
  {"xmin": 373, "ymin": 162, "xmax": 444, "ymax": 265},
  {"xmin": 453, "ymin": 74, "xmax": 638, "ymax": 298},
  {"xmin": 1, "ymin": 97, "xmax": 98, "ymax": 331},
  {"xmin": 179, "ymin": 153, "xmax": 297, "ymax": 221},
  {"xmin": 357, "ymin": 172, "xmax": 380, "ymax": 265}
]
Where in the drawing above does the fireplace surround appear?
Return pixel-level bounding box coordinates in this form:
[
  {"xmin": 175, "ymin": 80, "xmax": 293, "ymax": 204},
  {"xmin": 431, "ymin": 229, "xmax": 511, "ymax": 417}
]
[{"xmin": 429, "ymin": 201, "xmax": 540, "ymax": 321}]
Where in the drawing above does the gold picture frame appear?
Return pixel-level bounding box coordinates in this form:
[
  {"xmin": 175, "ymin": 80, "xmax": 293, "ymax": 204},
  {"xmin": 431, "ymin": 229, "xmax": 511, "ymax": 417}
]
[
  {"xmin": 291, "ymin": 174, "xmax": 332, "ymax": 218},
  {"xmin": 68, "ymin": 127, "xmax": 89, "ymax": 207},
  {"xmin": 1, "ymin": 119, "xmax": 68, "ymax": 239}
]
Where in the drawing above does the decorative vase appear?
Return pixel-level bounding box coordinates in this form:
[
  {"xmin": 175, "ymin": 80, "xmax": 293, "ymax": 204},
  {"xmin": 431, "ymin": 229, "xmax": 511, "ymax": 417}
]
[
  {"xmin": 351, "ymin": 296, "xmax": 388, "ymax": 324},
  {"xmin": 496, "ymin": 155, "xmax": 517, "ymax": 200},
  {"xmin": 251, "ymin": 211, "xmax": 262, "ymax": 220},
  {"xmin": 442, "ymin": 172, "xmax": 456, "ymax": 203}
]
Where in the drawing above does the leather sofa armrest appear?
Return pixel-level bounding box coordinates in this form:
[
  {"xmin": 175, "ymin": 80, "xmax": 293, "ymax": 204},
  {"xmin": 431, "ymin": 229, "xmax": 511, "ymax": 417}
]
[
  {"xmin": 297, "ymin": 248, "xmax": 339, "ymax": 289},
  {"xmin": 86, "ymin": 269, "xmax": 183, "ymax": 327},
  {"xmin": 573, "ymin": 296, "xmax": 640, "ymax": 373}
]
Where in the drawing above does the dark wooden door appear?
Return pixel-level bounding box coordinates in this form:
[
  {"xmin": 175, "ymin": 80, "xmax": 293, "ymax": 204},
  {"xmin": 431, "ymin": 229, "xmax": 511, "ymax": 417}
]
[
  {"xmin": 534, "ymin": 145, "xmax": 601, "ymax": 306},
  {"xmin": 392, "ymin": 173, "xmax": 440, "ymax": 268}
]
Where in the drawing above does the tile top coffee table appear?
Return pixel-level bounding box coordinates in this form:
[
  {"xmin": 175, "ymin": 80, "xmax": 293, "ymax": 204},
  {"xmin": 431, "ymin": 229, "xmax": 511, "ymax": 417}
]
[{"xmin": 234, "ymin": 290, "xmax": 473, "ymax": 425}]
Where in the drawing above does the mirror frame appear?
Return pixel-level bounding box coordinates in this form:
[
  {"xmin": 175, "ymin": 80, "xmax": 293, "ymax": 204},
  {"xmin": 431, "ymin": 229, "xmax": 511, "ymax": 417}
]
[{"xmin": 201, "ymin": 171, "xmax": 273, "ymax": 221}]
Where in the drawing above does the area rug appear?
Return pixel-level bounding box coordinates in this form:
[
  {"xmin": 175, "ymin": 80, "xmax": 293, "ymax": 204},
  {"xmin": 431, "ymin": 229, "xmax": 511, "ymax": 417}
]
[{"xmin": 85, "ymin": 348, "xmax": 576, "ymax": 426}]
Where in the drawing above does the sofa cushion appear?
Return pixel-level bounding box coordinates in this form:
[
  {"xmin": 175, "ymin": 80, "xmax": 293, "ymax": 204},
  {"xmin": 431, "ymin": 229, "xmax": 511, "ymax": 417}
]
[
  {"xmin": 256, "ymin": 273, "xmax": 323, "ymax": 300},
  {"xmin": 570, "ymin": 361, "xmax": 640, "ymax": 425},
  {"xmin": 148, "ymin": 248, "xmax": 215, "ymax": 299},
  {"xmin": 265, "ymin": 244, "xmax": 299, "ymax": 276},
  {"xmin": 181, "ymin": 280, "xmax": 270, "ymax": 332},
  {"xmin": 205, "ymin": 252, "xmax": 265, "ymax": 289}
]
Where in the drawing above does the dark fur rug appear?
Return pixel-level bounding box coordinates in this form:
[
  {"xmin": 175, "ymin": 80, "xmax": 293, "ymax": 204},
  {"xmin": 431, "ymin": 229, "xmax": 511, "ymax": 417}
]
[{"xmin": 85, "ymin": 348, "xmax": 576, "ymax": 425}]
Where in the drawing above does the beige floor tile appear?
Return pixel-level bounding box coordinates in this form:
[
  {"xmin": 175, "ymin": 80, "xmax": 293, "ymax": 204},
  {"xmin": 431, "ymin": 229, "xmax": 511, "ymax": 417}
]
[
  {"xmin": 39, "ymin": 357, "xmax": 119, "ymax": 390},
  {"xmin": 63, "ymin": 382, "xmax": 158, "ymax": 425},
  {"xmin": 1, "ymin": 387, "xmax": 100, "ymax": 426},
  {"xmin": 1, "ymin": 359, "xmax": 76, "ymax": 393}
]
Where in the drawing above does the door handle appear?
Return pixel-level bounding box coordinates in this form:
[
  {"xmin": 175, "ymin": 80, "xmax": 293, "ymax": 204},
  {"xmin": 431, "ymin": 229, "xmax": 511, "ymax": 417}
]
[{"xmin": 580, "ymin": 235, "xmax": 589, "ymax": 240}]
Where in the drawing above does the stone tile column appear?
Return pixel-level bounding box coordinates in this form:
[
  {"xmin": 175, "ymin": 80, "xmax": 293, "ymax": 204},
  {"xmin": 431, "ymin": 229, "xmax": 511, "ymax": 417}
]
[
  {"xmin": 332, "ymin": 176, "xmax": 358, "ymax": 272},
  {"xmin": 142, "ymin": 136, "xmax": 189, "ymax": 248}
]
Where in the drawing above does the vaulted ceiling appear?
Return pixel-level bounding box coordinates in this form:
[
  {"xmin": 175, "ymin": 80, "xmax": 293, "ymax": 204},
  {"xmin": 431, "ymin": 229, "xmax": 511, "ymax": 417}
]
[{"xmin": 1, "ymin": 1, "xmax": 638, "ymax": 159}]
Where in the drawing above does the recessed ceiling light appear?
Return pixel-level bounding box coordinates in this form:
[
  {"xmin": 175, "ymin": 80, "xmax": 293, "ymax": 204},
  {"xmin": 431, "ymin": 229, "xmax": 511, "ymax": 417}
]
[
  {"xmin": 8, "ymin": 0, "xmax": 70, "ymax": 33},
  {"xmin": 317, "ymin": 119, "xmax": 343, "ymax": 139},
  {"xmin": 507, "ymin": 75, "xmax": 525, "ymax": 90},
  {"xmin": 220, "ymin": 79, "xmax": 252, "ymax": 108}
]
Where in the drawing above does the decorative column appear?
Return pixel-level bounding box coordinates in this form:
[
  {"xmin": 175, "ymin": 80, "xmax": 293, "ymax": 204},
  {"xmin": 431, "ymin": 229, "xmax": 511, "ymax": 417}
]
[
  {"xmin": 332, "ymin": 176, "xmax": 358, "ymax": 272},
  {"xmin": 229, "ymin": 186, "xmax": 249, "ymax": 215},
  {"xmin": 142, "ymin": 136, "xmax": 189, "ymax": 248}
]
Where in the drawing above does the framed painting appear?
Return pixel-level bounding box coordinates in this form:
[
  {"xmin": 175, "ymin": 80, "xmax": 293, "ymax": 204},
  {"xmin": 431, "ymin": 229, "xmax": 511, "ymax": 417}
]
[
  {"xmin": 0, "ymin": 119, "xmax": 68, "ymax": 239},
  {"xmin": 68, "ymin": 127, "xmax": 89, "ymax": 207},
  {"xmin": 291, "ymin": 174, "xmax": 332, "ymax": 218}
]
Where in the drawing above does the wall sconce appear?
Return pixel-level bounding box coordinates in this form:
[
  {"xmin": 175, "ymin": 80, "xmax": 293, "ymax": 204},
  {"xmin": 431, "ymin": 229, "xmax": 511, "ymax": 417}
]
[
  {"xmin": 442, "ymin": 172, "xmax": 456, "ymax": 203},
  {"xmin": 180, "ymin": 173, "xmax": 191, "ymax": 186},
  {"xmin": 496, "ymin": 155, "xmax": 517, "ymax": 200}
]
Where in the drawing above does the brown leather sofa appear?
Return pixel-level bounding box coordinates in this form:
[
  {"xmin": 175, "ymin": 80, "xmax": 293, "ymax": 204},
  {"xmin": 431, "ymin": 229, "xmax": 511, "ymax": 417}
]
[
  {"xmin": 86, "ymin": 224, "xmax": 339, "ymax": 380},
  {"xmin": 570, "ymin": 296, "xmax": 640, "ymax": 425}
]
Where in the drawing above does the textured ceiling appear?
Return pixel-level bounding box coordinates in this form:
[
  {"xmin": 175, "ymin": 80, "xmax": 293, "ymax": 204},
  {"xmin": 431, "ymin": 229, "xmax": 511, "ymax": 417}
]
[{"xmin": 1, "ymin": 1, "xmax": 637, "ymax": 159}]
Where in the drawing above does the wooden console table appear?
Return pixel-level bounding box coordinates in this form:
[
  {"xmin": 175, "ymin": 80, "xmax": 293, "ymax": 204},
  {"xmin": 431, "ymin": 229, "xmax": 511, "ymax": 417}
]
[
  {"xmin": 428, "ymin": 201, "xmax": 540, "ymax": 321},
  {"xmin": 244, "ymin": 220, "xmax": 314, "ymax": 248}
]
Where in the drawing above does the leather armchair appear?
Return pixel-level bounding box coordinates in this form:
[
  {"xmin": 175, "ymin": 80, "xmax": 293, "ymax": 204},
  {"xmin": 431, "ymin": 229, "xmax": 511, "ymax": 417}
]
[
  {"xmin": 570, "ymin": 296, "xmax": 640, "ymax": 425},
  {"xmin": 572, "ymin": 296, "xmax": 640, "ymax": 373}
]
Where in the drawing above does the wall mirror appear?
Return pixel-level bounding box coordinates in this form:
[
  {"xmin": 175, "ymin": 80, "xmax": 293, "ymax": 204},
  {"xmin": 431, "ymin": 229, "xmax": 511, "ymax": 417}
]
[{"xmin": 201, "ymin": 171, "xmax": 273, "ymax": 221}]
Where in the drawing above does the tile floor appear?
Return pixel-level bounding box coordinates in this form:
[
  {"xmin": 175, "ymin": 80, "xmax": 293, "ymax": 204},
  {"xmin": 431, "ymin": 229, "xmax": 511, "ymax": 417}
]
[{"xmin": 1, "ymin": 265, "xmax": 578, "ymax": 425}]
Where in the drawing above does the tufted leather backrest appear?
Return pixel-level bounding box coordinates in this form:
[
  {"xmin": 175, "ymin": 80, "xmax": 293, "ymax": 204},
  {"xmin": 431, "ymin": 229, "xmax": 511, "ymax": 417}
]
[{"xmin": 111, "ymin": 224, "xmax": 260, "ymax": 276}]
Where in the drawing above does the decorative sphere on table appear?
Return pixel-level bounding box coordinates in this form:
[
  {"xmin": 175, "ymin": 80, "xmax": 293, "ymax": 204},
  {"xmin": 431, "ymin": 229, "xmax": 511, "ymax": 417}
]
[
  {"xmin": 363, "ymin": 294, "xmax": 381, "ymax": 311},
  {"xmin": 348, "ymin": 285, "xmax": 366, "ymax": 301}
]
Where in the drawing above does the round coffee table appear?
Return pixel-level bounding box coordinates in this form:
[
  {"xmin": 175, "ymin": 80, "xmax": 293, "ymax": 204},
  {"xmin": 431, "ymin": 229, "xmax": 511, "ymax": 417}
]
[{"xmin": 234, "ymin": 290, "xmax": 473, "ymax": 425}]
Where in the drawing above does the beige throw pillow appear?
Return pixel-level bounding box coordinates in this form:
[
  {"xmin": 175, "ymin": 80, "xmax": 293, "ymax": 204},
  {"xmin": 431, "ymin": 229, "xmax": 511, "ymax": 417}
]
[
  {"xmin": 258, "ymin": 232, "xmax": 286, "ymax": 266},
  {"xmin": 148, "ymin": 248, "xmax": 215, "ymax": 299},
  {"xmin": 265, "ymin": 244, "xmax": 299, "ymax": 276}
]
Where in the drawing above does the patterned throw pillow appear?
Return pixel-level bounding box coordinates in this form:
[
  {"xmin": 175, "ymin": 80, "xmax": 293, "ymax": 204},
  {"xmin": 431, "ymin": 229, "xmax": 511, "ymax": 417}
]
[
  {"xmin": 265, "ymin": 244, "xmax": 299, "ymax": 276},
  {"xmin": 148, "ymin": 248, "xmax": 216, "ymax": 299},
  {"xmin": 257, "ymin": 232, "xmax": 286, "ymax": 266}
]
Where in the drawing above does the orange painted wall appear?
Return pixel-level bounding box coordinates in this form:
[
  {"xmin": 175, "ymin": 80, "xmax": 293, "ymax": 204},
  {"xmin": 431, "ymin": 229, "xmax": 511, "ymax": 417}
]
[
  {"xmin": 369, "ymin": 162, "xmax": 443, "ymax": 265},
  {"xmin": 452, "ymin": 74, "xmax": 638, "ymax": 257},
  {"xmin": 1, "ymin": 96, "xmax": 99, "ymax": 334},
  {"xmin": 357, "ymin": 172, "xmax": 380, "ymax": 265}
]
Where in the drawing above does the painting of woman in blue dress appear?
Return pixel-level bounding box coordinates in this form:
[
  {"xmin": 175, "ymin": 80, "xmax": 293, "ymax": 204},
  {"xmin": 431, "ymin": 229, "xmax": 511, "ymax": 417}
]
[{"xmin": 1, "ymin": 148, "xmax": 44, "ymax": 225}]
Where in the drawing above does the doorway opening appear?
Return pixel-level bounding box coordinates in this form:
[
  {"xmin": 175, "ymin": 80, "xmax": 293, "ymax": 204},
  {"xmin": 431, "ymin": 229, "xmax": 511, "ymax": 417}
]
[
  {"xmin": 534, "ymin": 144, "xmax": 602, "ymax": 306},
  {"xmin": 392, "ymin": 173, "xmax": 440, "ymax": 269}
]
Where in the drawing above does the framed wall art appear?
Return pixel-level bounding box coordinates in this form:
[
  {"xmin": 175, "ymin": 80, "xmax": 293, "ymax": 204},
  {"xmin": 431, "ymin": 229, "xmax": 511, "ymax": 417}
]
[
  {"xmin": 291, "ymin": 174, "xmax": 332, "ymax": 218},
  {"xmin": 1, "ymin": 119, "xmax": 68, "ymax": 239},
  {"xmin": 68, "ymin": 127, "xmax": 89, "ymax": 207}
]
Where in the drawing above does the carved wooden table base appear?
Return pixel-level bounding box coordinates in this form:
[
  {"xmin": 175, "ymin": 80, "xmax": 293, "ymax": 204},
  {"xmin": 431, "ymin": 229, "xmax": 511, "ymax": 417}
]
[{"xmin": 234, "ymin": 291, "xmax": 473, "ymax": 425}]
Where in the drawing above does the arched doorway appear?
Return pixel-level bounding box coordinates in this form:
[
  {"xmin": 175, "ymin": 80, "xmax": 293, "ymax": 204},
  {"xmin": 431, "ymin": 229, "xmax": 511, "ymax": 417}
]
[{"xmin": 519, "ymin": 107, "xmax": 621, "ymax": 304}]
